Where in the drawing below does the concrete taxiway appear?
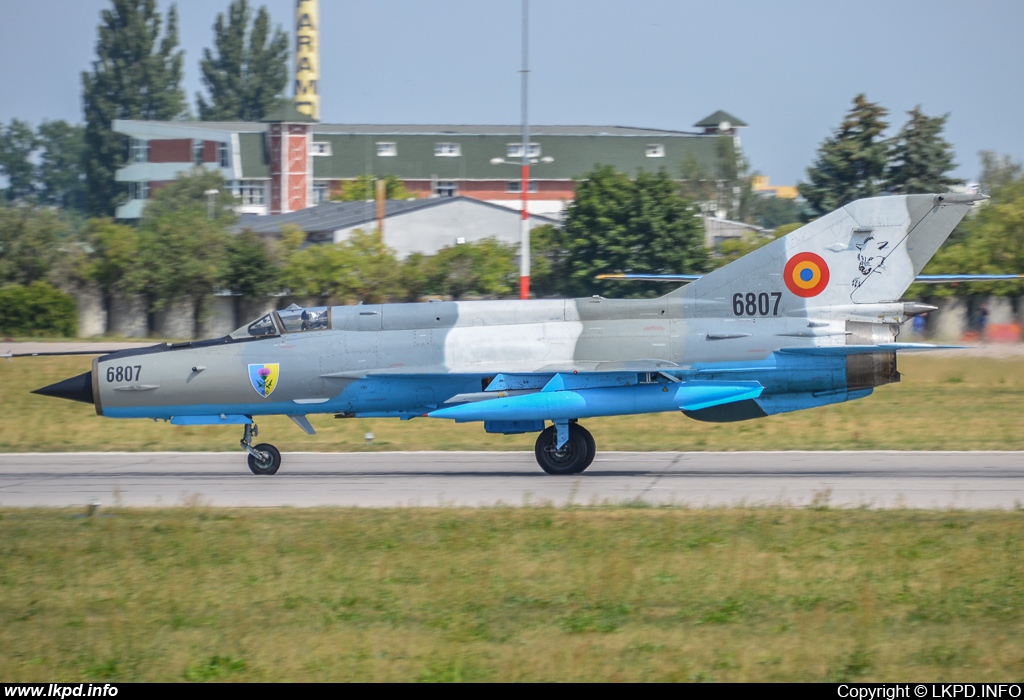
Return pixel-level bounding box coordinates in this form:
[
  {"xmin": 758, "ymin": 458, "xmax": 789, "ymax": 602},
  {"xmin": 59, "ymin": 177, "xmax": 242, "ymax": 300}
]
[{"xmin": 1, "ymin": 451, "xmax": 1022, "ymax": 509}]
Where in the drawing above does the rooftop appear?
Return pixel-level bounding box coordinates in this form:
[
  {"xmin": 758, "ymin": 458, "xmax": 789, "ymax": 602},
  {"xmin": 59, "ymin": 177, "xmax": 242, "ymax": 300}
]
[{"xmin": 234, "ymin": 196, "xmax": 557, "ymax": 236}]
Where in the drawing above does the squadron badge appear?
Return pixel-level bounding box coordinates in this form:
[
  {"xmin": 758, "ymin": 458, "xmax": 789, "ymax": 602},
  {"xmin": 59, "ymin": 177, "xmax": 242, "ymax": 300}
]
[{"xmin": 249, "ymin": 363, "xmax": 280, "ymax": 398}]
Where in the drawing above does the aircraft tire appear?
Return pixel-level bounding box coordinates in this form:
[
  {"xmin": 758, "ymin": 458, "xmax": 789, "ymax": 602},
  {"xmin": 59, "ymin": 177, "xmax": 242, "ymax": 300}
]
[
  {"xmin": 535, "ymin": 425, "xmax": 590, "ymax": 476},
  {"xmin": 576, "ymin": 424, "xmax": 597, "ymax": 473},
  {"xmin": 248, "ymin": 443, "xmax": 282, "ymax": 475}
]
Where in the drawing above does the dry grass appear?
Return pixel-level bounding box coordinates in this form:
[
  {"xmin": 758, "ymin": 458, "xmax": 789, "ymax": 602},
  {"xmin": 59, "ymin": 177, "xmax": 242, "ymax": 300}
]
[
  {"xmin": 1, "ymin": 355, "xmax": 1022, "ymax": 452},
  {"xmin": 1, "ymin": 507, "xmax": 1022, "ymax": 682}
]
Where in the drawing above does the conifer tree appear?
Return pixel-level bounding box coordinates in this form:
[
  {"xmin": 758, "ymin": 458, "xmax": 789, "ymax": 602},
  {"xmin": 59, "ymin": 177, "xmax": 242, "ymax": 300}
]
[
  {"xmin": 0, "ymin": 120, "xmax": 39, "ymax": 201},
  {"xmin": 196, "ymin": 0, "xmax": 289, "ymax": 122},
  {"xmin": 885, "ymin": 106, "xmax": 961, "ymax": 194},
  {"xmin": 81, "ymin": 0, "xmax": 186, "ymax": 216},
  {"xmin": 798, "ymin": 94, "xmax": 889, "ymax": 215},
  {"xmin": 37, "ymin": 121, "xmax": 87, "ymax": 210}
]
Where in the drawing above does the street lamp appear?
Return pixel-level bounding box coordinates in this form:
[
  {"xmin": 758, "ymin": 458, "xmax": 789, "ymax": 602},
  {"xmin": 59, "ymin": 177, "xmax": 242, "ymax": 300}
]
[{"xmin": 492, "ymin": 0, "xmax": 545, "ymax": 300}]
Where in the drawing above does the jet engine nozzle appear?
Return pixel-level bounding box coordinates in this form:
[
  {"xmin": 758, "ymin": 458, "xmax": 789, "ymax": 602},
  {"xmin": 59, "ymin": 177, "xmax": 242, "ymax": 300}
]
[{"xmin": 33, "ymin": 371, "xmax": 95, "ymax": 405}]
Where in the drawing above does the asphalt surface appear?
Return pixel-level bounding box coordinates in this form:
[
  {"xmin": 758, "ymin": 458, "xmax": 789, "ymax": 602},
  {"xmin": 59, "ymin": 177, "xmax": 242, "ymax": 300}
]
[{"xmin": 0, "ymin": 451, "xmax": 1022, "ymax": 509}]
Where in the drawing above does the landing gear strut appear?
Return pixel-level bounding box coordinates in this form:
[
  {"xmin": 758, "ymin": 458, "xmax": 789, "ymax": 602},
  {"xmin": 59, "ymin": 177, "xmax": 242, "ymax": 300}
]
[
  {"xmin": 534, "ymin": 423, "xmax": 596, "ymax": 475},
  {"xmin": 241, "ymin": 422, "xmax": 281, "ymax": 475}
]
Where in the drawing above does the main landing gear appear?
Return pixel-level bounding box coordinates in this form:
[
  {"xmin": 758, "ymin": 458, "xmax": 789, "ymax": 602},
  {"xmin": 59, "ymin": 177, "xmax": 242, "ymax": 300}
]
[
  {"xmin": 241, "ymin": 422, "xmax": 281, "ymax": 475},
  {"xmin": 534, "ymin": 423, "xmax": 596, "ymax": 475}
]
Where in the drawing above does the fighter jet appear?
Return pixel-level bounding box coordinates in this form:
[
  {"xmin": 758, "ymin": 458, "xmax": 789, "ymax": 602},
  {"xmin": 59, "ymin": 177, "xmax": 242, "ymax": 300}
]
[{"xmin": 29, "ymin": 193, "xmax": 984, "ymax": 475}]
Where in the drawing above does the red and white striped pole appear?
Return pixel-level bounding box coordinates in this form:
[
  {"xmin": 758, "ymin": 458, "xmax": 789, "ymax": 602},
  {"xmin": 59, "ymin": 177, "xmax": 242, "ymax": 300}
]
[{"xmin": 518, "ymin": 0, "xmax": 530, "ymax": 300}]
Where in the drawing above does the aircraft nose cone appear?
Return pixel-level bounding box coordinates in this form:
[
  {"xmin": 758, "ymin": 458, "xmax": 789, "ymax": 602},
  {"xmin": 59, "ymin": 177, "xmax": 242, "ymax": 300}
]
[{"xmin": 33, "ymin": 371, "xmax": 94, "ymax": 405}]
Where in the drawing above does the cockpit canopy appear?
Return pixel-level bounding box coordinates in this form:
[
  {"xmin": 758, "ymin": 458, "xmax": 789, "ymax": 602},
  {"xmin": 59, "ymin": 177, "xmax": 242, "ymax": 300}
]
[{"xmin": 230, "ymin": 304, "xmax": 330, "ymax": 339}]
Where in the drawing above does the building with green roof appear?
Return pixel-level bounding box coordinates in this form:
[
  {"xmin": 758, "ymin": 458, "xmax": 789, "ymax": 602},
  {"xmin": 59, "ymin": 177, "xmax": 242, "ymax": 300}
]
[{"xmin": 112, "ymin": 111, "xmax": 746, "ymax": 220}]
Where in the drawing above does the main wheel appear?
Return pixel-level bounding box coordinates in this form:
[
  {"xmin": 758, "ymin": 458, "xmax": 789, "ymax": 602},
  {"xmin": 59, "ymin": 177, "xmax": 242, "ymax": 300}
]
[
  {"xmin": 576, "ymin": 424, "xmax": 597, "ymax": 473},
  {"xmin": 535, "ymin": 425, "xmax": 592, "ymax": 475},
  {"xmin": 247, "ymin": 443, "xmax": 281, "ymax": 475}
]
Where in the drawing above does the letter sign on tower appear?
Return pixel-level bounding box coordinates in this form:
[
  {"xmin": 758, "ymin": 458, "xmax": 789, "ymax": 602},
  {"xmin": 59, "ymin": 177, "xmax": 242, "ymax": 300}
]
[{"xmin": 295, "ymin": 0, "xmax": 320, "ymax": 121}]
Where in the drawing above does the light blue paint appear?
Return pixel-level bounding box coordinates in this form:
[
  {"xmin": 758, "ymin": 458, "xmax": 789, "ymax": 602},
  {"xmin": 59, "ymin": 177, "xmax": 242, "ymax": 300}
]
[
  {"xmin": 170, "ymin": 415, "xmax": 252, "ymax": 426},
  {"xmin": 428, "ymin": 381, "xmax": 763, "ymax": 423}
]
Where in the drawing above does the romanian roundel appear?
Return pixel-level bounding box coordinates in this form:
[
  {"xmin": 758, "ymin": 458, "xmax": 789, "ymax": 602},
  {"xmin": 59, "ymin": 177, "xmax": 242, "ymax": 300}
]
[{"xmin": 784, "ymin": 252, "xmax": 830, "ymax": 298}]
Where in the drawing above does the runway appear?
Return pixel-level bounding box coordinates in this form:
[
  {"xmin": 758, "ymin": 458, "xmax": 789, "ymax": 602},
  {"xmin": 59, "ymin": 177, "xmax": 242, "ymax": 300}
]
[{"xmin": 1, "ymin": 451, "xmax": 1022, "ymax": 509}]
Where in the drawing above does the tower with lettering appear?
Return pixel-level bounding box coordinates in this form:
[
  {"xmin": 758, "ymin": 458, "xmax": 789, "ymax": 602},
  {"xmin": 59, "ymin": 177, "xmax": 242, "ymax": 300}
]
[{"xmin": 294, "ymin": 0, "xmax": 320, "ymax": 121}]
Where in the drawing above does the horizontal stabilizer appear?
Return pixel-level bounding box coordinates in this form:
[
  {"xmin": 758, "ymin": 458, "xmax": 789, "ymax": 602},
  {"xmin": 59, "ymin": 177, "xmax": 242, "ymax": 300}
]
[
  {"xmin": 595, "ymin": 273, "xmax": 1024, "ymax": 284},
  {"xmin": 778, "ymin": 343, "xmax": 964, "ymax": 356},
  {"xmin": 914, "ymin": 274, "xmax": 1024, "ymax": 283}
]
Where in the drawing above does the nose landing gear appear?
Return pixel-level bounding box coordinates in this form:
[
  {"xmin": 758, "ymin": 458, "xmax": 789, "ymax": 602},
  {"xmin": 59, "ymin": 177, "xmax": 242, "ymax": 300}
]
[{"xmin": 241, "ymin": 422, "xmax": 282, "ymax": 475}]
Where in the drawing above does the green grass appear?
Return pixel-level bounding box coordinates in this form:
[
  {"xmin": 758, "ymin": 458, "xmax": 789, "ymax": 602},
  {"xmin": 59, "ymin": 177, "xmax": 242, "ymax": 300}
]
[
  {"xmin": 1, "ymin": 355, "xmax": 1022, "ymax": 452},
  {"xmin": 1, "ymin": 507, "xmax": 1022, "ymax": 681}
]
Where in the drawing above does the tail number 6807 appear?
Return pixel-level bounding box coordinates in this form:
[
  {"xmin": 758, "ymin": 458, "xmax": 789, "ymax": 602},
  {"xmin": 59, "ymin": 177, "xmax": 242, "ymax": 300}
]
[{"xmin": 732, "ymin": 292, "xmax": 781, "ymax": 317}]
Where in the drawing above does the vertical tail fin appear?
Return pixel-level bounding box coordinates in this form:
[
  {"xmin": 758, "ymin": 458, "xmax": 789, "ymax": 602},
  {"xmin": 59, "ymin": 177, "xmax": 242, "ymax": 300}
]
[{"xmin": 672, "ymin": 193, "xmax": 982, "ymax": 313}]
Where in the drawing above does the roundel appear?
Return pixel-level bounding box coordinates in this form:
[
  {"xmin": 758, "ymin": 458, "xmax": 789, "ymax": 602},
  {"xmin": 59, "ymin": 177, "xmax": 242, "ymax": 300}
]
[{"xmin": 784, "ymin": 252, "xmax": 830, "ymax": 298}]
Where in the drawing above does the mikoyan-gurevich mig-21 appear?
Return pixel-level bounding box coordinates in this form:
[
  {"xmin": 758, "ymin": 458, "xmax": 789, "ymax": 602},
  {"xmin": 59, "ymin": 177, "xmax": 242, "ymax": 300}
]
[{"xmin": 26, "ymin": 192, "xmax": 1004, "ymax": 475}]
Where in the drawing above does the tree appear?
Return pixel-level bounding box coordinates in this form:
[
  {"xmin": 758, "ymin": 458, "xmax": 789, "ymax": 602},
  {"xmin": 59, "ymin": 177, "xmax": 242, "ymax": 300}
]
[
  {"xmin": 747, "ymin": 194, "xmax": 804, "ymax": 230},
  {"xmin": 559, "ymin": 166, "xmax": 709, "ymax": 298},
  {"xmin": 921, "ymin": 158, "xmax": 1024, "ymax": 298},
  {"xmin": 0, "ymin": 120, "xmax": 38, "ymax": 201},
  {"xmin": 679, "ymin": 135, "xmax": 752, "ymax": 221},
  {"xmin": 885, "ymin": 106, "xmax": 961, "ymax": 194},
  {"xmin": 280, "ymin": 230, "xmax": 406, "ymax": 304},
  {"xmin": 37, "ymin": 121, "xmax": 87, "ymax": 210},
  {"xmin": 79, "ymin": 217, "xmax": 143, "ymax": 304},
  {"xmin": 224, "ymin": 229, "xmax": 278, "ymax": 300},
  {"xmin": 196, "ymin": 0, "xmax": 289, "ymax": 121},
  {"xmin": 333, "ymin": 174, "xmax": 415, "ymax": 202},
  {"xmin": 423, "ymin": 239, "xmax": 516, "ymax": 299},
  {"xmin": 799, "ymin": 94, "xmax": 889, "ymax": 215},
  {"xmin": 82, "ymin": 0, "xmax": 186, "ymax": 216},
  {"xmin": 0, "ymin": 206, "xmax": 69, "ymax": 285},
  {"xmin": 978, "ymin": 151, "xmax": 1022, "ymax": 194},
  {"xmin": 135, "ymin": 171, "xmax": 235, "ymax": 335},
  {"xmin": 529, "ymin": 223, "xmax": 561, "ymax": 297},
  {"xmin": 714, "ymin": 223, "xmax": 802, "ymax": 268},
  {"xmin": 0, "ymin": 281, "xmax": 78, "ymax": 337}
]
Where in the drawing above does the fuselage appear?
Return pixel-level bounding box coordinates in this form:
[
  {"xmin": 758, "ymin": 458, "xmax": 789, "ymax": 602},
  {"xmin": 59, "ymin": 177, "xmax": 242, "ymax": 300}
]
[{"xmin": 88, "ymin": 294, "xmax": 906, "ymax": 422}]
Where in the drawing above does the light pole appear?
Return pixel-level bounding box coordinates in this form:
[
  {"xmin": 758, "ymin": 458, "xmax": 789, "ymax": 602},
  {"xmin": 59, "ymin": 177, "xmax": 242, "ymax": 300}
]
[
  {"xmin": 490, "ymin": 152, "xmax": 553, "ymax": 299},
  {"xmin": 497, "ymin": 0, "xmax": 536, "ymax": 300}
]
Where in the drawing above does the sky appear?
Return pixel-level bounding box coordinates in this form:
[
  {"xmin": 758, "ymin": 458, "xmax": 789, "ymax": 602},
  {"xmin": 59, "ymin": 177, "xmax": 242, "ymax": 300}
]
[{"xmin": 0, "ymin": 0, "xmax": 1021, "ymax": 187}]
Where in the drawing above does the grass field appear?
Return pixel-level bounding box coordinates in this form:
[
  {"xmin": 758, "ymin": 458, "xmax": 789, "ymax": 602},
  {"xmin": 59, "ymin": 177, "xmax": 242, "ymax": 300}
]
[
  {"xmin": 1, "ymin": 355, "xmax": 1023, "ymax": 452},
  {"xmin": 1, "ymin": 507, "xmax": 1022, "ymax": 682}
]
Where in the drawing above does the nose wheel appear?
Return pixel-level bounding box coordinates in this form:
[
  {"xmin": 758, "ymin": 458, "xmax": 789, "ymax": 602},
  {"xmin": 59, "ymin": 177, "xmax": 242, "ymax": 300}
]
[
  {"xmin": 241, "ymin": 422, "xmax": 282, "ymax": 475},
  {"xmin": 534, "ymin": 423, "xmax": 596, "ymax": 475}
]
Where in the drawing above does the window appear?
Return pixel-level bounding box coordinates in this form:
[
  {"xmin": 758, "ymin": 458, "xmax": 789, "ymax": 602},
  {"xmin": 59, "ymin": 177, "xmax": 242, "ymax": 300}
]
[
  {"xmin": 434, "ymin": 142, "xmax": 461, "ymax": 157},
  {"xmin": 506, "ymin": 180, "xmax": 539, "ymax": 193},
  {"xmin": 128, "ymin": 138, "xmax": 149, "ymax": 163},
  {"xmin": 228, "ymin": 179, "xmax": 266, "ymax": 205},
  {"xmin": 376, "ymin": 142, "xmax": 397, "ymax": 157},
  {"xmin": 311, "ymin": 141, "xmax": 332, "ymax": 156},
  {"xmin": 247, "ymin": 314, "xmax": 278, "ymax": 337},
  {"xmin": 435, "ymin": 181, "xmax": 457, "ymax": 197},
  {"xmin": 646, "ymin": 144, "xmax": 665, "ymax": 158},
  {"xmin": 506, "ymin": 142, "xmax": 540, "ymax": 159},
  {"xmin": 277, "ymin": 306, "xmax": 329, "ymax": 333},
  {"xmin": 312, "ymin": 181, "xmax": 330, "ymax": 205},
  {"xmin": 218, "ymin": 142, "xmax": 230, "ymax": 167},
  {"xmin": 193, "ymin": 139, "xmax": 204, "ymax": 166},
  {"xmin": 127, "ymin": 180, "xmax": 149, "ymax": 200}
]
